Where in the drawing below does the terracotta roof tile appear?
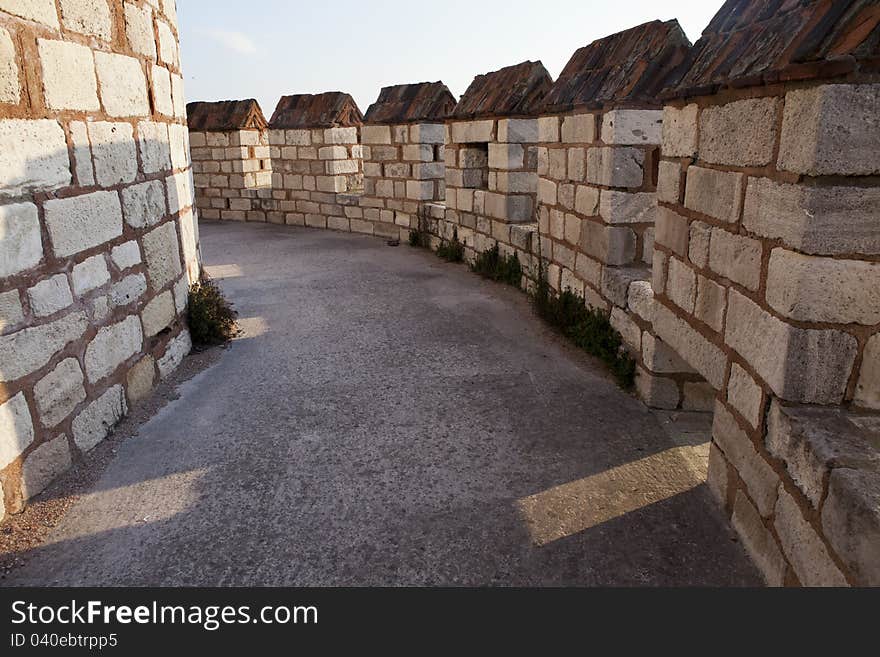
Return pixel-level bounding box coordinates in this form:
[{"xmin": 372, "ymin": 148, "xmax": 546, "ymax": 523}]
[
  {"xmin": 364, "ymin": 82, "xmax": 457, "ymax": 124},
  {"xmin": 269, "ymin": 92, "xmax": 364, "ymax": 129},
  {"xmin": 186, "ymin": 99, "xmax": 268, "ymax": 132},
  {"xmin": 666, "ymin": 0, "xmax": 880, "ymax": 99},
  {"xmin": 452, "ymin": 61, "xmax": 553, "ymax": 119},
  {"xmin": 542, "ymin": 20, "xmax": 692, "ymax": 113}
]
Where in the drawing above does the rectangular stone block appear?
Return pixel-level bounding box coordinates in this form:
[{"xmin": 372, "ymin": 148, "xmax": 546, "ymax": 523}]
[
  {"xmin": 561, "ymin": 114, "xmax": 596, "ymax": 144},
  {"xmin": 822, "ymin": 468, "xmax": 880, "ymax": 585},
  {"xmin": 724, "ymin": 290, "xmax": 858, "ymax": 404},
  {"xmin": 538, "ymin": 116, "xmax": 559, "ymax": 142},
  {"xmin": 488, "ymin": 143, "xmax": 524, "ymax": 170},
  {"xmin": 451, "ymin": 120, "xmax": 494, "ymax": 143},
  {"xmin": 0, "ymin": 202, "xmax": 42, "ymax": 278},
  {"xmin": 657, "ymin": 161, "xmax": 681, "ymax": 204},
  {"xmin": 661, "ymin": 104, "xmax": 698, "ymax": 157},
  {"xmin": 599, "ymin": 190, "xmax": 656, "ymax": 225},
  {"xmin": 498, "ymin": 118, "xmax": 539, "ymax": 143},
  {"xmin": 601, "ymin": 109, "xmax": 663, "ymax": 145},
  {"xmin": 89, "ymin": 121, "xmax": 138, "ymax": 186},
  {"xmin": 653, "ymin": 303, "xmax": 726, "ymax": 388},
  {"xmin": 684, "ymin": 166, "xmax": 743, "ymax": 223},
  {"xmin": 72, "ymin": 384, "xmax": 127, "ymax": 452},
  {"xmin": 731, "ymin": 490, "xmax": 787, "ymax": 586},
  {"xmin": 708, "ymin": 229, "xmax": 762, "ymax": 292},
  {"xmin": 695, "ymin": 274, "xmax": 726, "ymax": 333},
  {"xmin": 38, "ymin": 39, "xmax": 99, "ymax": 111},
  {"xmin": 410, "ymin": 124, "xmax": 445, "ymax": 144},
  {"xmin": 586, "ymin": 147, "xmax": 644, "ymax": 188},
  {"xmin": 699, "ymin": 97, "xmax": 780, "ymax": 167},
  {"xmin": 667, "ymin": 257, "xmax": 696, "ymax": 313},
  {"xmin": 85, "ymin": 315, "xmax": 143, "ymax": 382},
  {"xmin": 0, "ymin": 119, "xmax": 71, "ymax": 196},
  {"xmin": 142, "ymin": 221, "xmax": 182, "ymax": 289},
  {"xmin": 579, "ymin": 220, "xmax": 636, "ymax": 266},
  {"xmin": 655, "ymin": 206, "xmax": 689, "ymax": 257},
  {"xmin": 45, "ymin": 191, "xmax": 123, "ymax": 258},
  {"xmin": 21, "ymin": 434, "xmax": 72, "ymax": 500},
  {"xmin": 95, "ymin": 51, "xmax": 150, "ymax": 118},
  {"xmin": 29, "ymin": 274, "xmax": 73, "ymax": 317},
  {"xmin": 34, "ymin": 358, "xmax": 86, "ymax": 428},
  {"xmin": 0, "ymin": 312, "xmax": 88, "ymax": 383}
]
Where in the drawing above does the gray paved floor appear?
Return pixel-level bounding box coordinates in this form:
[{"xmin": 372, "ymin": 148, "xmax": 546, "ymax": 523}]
[{"xmin": 8, "ymin": 221, "xmax": 760, "ymax": 586}]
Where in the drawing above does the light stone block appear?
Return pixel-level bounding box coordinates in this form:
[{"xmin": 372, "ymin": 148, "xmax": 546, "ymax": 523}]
[
  {"xmin": 667, "ymin": 257, "xmax": 696, "ymax": 313},
  {"xmin": 0, "ymin": 202, "xmax": 42, "ymax": 278},
  {"xmin": 95, "ymin": 52, "xmax": 150, "ymax": 118},
  {"xmin": 684, "ymin": 166, "xmax": 743, "ymax": 223},
  {"xmin": 653, "ymin": 303, "xmax": 726, "ymax": 388},
  {"xmin": 586, "ymin": 147, "xmax": 644, "ymax": 188},
  {"xmin": 561, "ymin": 114, "xmax": 595, "ymax": 144},
  {"xmin": 742, "ymin": 177, "xmax": 880, "ymax": 256},
  {"xmin": 138, "ymin": 121, "xmax": 172, "ymax": 173},
  {"xmin": 151, "ymin": 64, "xmax": 174, "ymax": 116},
  {"xmin": 635, "ymin": 366, "xmax": 680, "ymax": 410},
  {"xmin": 109, "ymin": 273, "xmax": 147, "ymax": 308},
  {"xmin": 324, "ymin": 127, "xmax": 357, "ymax": 144},
  {"xmin": 661, "ymin": 104, "xmax": 698, "ymax": 157},
  {"xmin": 111, "ymin": 241, "xmax": 142, "ymax": 271},
  {"xmin": 59, "ymin": 0, "xmax": 112, "ymax": 40},
  {"xmin": 601, "ymin": 110, "xmax": 662, "ymax": 145},
  {"xmin": 627, "ymin": 280, "xmax": 654, "ymax": 323},
  {"xmin": 778, "ymin": 84, "xmax": 880, "ymax": 176},
  {"xmin": 708, "ymin": 229, "xmax": 762, "ymax": 291},
  {"xmin": 766, "ymin": 249, "xmax": 880, "ymax": 325},
  {"xmin": 0, "ymin": 290, "xmax": 23, "ymax": 333},
  {"xmin": 0, "ymin": 392, "xmax": 33, "ymax": 469},
  {"xmin": 156, "ymin": 20, "xmax": 178, "ymax": 68},
  {"xmin": 731, "ymin": 490, "xmax": 787, "ymax": 587},
  {"xmin": 410, "ymin": 124, "xmax": 445, "ymax": 144},
  {"xmin": 699, "ymin": 97, "xmax": 780, "ymax": 167},
  {"xmin": 0, "ymin": 26, "xmax": 18, "ymax": 104},
  {"xmin": 72, "ymin": 385, "xmax": 127, "ymax": 452},
  {"xmin": 127, "ymin": 356, "xmax": 156, "ymax": 404},
  {"xmin": 0, "ymin": 0, "xmax": 60, "ymax": 27},
  {"xmin": 657, "ymin": 161, "xmax": 680, "ymax": 204},
  {"xmin": 72, "ymin": 255, "xmax": 110, "ymax": 296},
  {"xmin": 451, "ymin": 120, "xmax": 494, "ymax": 143},
  {"xmin": 69, "ymin": 121, "xmax": 95, "ymax": 187},
  {"xmin": 124, "ymin": 2, "xmax": 157, "ymax": 59},
  {"xmin": 34, "ymin": 358, "xmax": 86, "ymax": 428},
  {"xmin": 724, "ymin": 290, "xmax": 858, "ymax": 404},
  {"xmin": 157, "ymin": 329, "xmax": 191, "ymax": 378},
  {"xmin": 0, "ymin": 119, "xmax": 70, "ymax": 196},
  {"xmin": 498, "ymin": 119, "xmax": 539, "ymax": 143},
  {"xmin": 28, "ymin": 275, "xmax": 73, "ymax": 317},
  {"xmin": 855, "ymin": 334, "xmax": 880, "ymax": 410},
  {"xmin": 727, "ymin": 363, "xmax": 762, "ymax": 428},
  {"xmin": 88, "ymin": 122, "xmax": 138, "ymax": 186},
  {"xmin": 488, "ymin": 143, "xmax": 524, "ymax": 170},
  {"xmin": 0, "ymin": 312, "xmax": 88, "ymax": 383},
  {"xmin": 142, "ymin": 221, "xmax": 182, "ymax": 289},
  {"xmin": 599, "ymin": 190, "xmax": 656, "ymax": 225},
  {"xmin": 21, "ymin": 434, "xmax": 72, "ymax": 500},
  {"xmin": 575, "ymin": 185, "xmax": 599, "ymax": 216},
  {"xmin": 641, "ymin": 332, "xmax": 695, "ymax": 374},
  {"xmin": 123, "ymin": 179, "xmax": 166, "ymax": 229},
  {"xmin": 694, "ymin": 274, "xmax": 726, "ymax": 333},
  {"xmin": 38, "ymin": 39, "xmax": 99, "ymax": 111},
  {"xmin": 141, "ymin": 290, "xmax": 175, "ymax": 337},
  {"xmin": 537, "ymin": 116, "xmax": 559, "ymax": 142},
  {"xmin": 168, "ymin": 123, "xmax": 189, "ymax": 170},
  {"xmin": 44, "ymin": 191, "xmax": 123, "ymax": 258},
  {"xmin": 85, "ymin": 315, "xmax": 143, "ymax": 382},
  {"xmin": 822, "ymin": 468, "xmax": 880, "ymax": 585}
]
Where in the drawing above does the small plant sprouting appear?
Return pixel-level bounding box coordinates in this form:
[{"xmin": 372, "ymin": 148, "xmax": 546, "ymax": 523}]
[
  {"xmin": 188, "ymin": 275, "xmax": 239, "ymax": 346},
  {"xmin": 471, "ymin": 243, "xmax": 522, "ymax": 287},
  {"xmin": 436, "ymin": 227, "xmax": 465, "ymax": 262}
]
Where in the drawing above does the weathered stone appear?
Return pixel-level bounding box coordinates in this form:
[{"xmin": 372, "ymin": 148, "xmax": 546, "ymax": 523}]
[
  {"xmin": 489, "ymin": 143, "xmax": 524, "ymax": 170},
  {"xmin": 667, "ymin": 257, "xmax": 696, "ymax": 313},
  {"xmin": 653, "ymin": 303, "xmax": 725, "ymax": 388},
  {"xmin": 72, "ymin": 384, "xmax": 127, "ymax": 452},
  {"xmin": 855, "ymin": 334, "xmax": 880, "ymax": 410},
  {"xmin": 699, "ymin": 97, "xmax": 780, "ymax": 167},
  {"xmin": 655, "ymin": 207, "xmax": 689, "ymax": 258},
  {"xmin": 168, "ymin": 123, "xmax": 189, "ymax": 170},
  {"xmin": 538, "ymin": 116, "xmax": 559, "ymax": 142},
  {"xmin": 127, "ymin": 355, "xmax": 156, "ymax": 404},
  {"xmin": 580, "ymin": 221, "xmax": 636, "ymax": 266},
  {"xmin": 44, "ymin": 191, "xmax": 123, "ymax": 258},
  {"xmin": 774, "ymin": 485, "xmax": 848, "ymax": 586},
  {"xmin": 156, "ymin": 19, "xmax": 178, "ymax": 67},
  {"xmin": 766, "ymin": 401, "xmax": 880, "ymax": 510},
  {"xmin": 657, "ymin": 161, "xmax": 681, "ymax": 204},
  {"xmin": 688, "ymin": 221, "xmax": 711, "ymax": 269},
  {"xmin": 151, "ymin": 63, "xmax": 173, "ymax": 116},
  {"xmin": 727, "ymin": 363, "xmax": 762, "ymax": 429},
  {"xmin": 21, "ymin": 434, "xmax": 71, "ymax": 500},
  {"xmin": 707, "ymin": 442, "xmax": 729, "ymax": 506},
  {"xmin": 0, "ymin": 392, "xmax": 34, "ymax": 469},
  {"xmin": 601, "ymin": 109, "xmax": 662, "ymax": 145},
  {"xmin": 138, "ymin": 121, "xmax": 172, "ymax": 173},
  {"xmin": 33, "ymin": 358, "xmax": 86, "ymax": 428},
  {"xmin": 586, "ymin": 147, "xmax": 645, "ymax": 188},
  {"xmin": 642, "ymin": 332, "xmax": 695, "ymax": 374},
  {"xmin": 451, "ymin": 120, "xmax": 493, "ymax": 143},
  {"xmin": 84, "ymin": 315, "xmax": 143, "ymax": 383},
  {"xmin": 683, "ymin": 382, "xmax": 715, "ymax": 411},
  {"xmin": 560, "ymin": 114, "xmax": 595, "ymax": 144},
  {"xmin": 778, "ymin": 84, "xmax": 880, "ymax": 176},
  {"xmin": 627, "ymin": 280, "xmax": 654, "ymax": 323},
  {"xmin": 0, "ymin": 120, "xmax": 70, "ymax": 196},
  {"xmin": 0, "ymin": 312, "xmax": 88, "ymax": 383},
  {"xmin": 59, "ymin": 0, "xmax": 112, "ymax": 39},
  {"xmin": 610, "ymin": 307, "xmax": 641, "ymax": 351},
  {"xmin": 0, "ymin": 290, "xmax": 23, "ymax": 333},
  {"xmin": 28, "ymin": 274, "xmax": 72, "ymax": 317},
  {"xmin": 142, "ymin": 221, "xmax": 183, "ymax": 290},
  {"xmin": 724, "ymin": 290, "xmax": 858, "ymax": 404},
  {"xmin": 661, "ymin": 104, "xmax": 698, "ymax": 157},
  {"xmin": 109, "ymin": 274, "xmax": 147, "ymax": 308},
  {"xmin": 599, "ymin": 190, "xmax": 655, "ymax": 225},
  {"xmin": 743, "ymin": 178, "xmax": 880, "ymax": 256},
  {"xmin": 38, "ymin": 39, "xmax": 99, "ymax": 111},
  {"xmin": 69, "ymin": 121, "xmax": 95, "ymax": 187},
  {"xmin": 111, "ymin": 241, "xmax": 142, "ymax": 271},
  {"xmin": 0, "ymin": 202, "xmax": 42, "ymax": 277},
  {"xmin": 124, "ymin": 2, "xmax": 157, "ymax": 59},
  {"xmin": 708, "ymin": 229, "xmax": 761, "ymax": 291},
  {"xmin": 410, "ymin": 124, "xmax": 445, "ymax": 144},
  {"xmin": 0, "ymin": 0, "xmax": 60, "ymax": 27},
  {"xmin": 324, "ymin": 127, "xmax": 357, "ymax": 145},
  {"xmin": 575, "ymin": 185, "xmax": 599, "ymax": 216},
  {"xmin": 766, "ymin": 249, "xmax": 880, "ymax": 325},
  {"xmin": 72, "ymin": 255, "xmax": 110, "ymax": 296},
  {"xmin": 141, "ymin": 290, "xmax": 175, "ymax": 337},
  {"xmin": 88, "ymin": 121, "xmax": 138, "ymax": 186},
  {"xmin": 822, "ymin": 468, "xmax": 880, "ymax": 586},
  {"xmin": 95, "ymin": 52, "xmax": 150, "ymax": 117},
  {"xmin": 713, "ymin": 402, "xmax": 779, "ymax": 517},
  {"xmin": 636, "ymin": 366, "xmax": 680, "ymax": 410},
  {"xmin": 684, "ymin": 166, "xmax": 743, "ymax": 223},
  {"xmin": 158, "ymin": 329, "xmax": 191, "ymax": 378},
  {"xmin": 0, "ymin": 26, "xmax": 18, "ymax": 103},
  {"xmin": 731, "ymin": 490, "xmax": 786, "ymax": 586},
  {"xmin": 498, "ymin": 119, "xmax": 538, "ymax": 143}
]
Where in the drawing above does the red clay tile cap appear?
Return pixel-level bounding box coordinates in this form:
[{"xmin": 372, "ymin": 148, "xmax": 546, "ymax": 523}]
[
  {"xmin": 186, "ymin": 99, "xmax": 268, "ymax": 132},
  {"xmin": 269, "ymin": 92, "xmax": 364, "ymax": 129},
  {"xmin": 664, "ymin": 0, "xmax": 880, "ymax": 100},
  {"xmin": 364, "ymin": 82, "xmax": 457, "ymax": 124},
  {"xmin": 452, "ymin": 61, "xmax": 553, "ymax": 119},
  {"xmin": 542, "ymin": 20, "xmax": 692, "ymax": 113}
]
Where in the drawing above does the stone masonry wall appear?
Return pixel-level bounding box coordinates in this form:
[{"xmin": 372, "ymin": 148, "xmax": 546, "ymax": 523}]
[
  {"xmin": 0, "ymin": 0, "xmax": 198, "ymax": 521},
  {"xmin": 191, "ymin": 127, "xmax": 272, "ymax": 222},
  {"xmin": 655, "ymin": 80, "xmax": 880, "ymax": 586}
]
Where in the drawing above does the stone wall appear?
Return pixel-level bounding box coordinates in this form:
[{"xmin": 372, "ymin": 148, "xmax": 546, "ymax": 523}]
[{"xmin": 0, "ymin": 0, "xmax": 198, "ymax": 520}]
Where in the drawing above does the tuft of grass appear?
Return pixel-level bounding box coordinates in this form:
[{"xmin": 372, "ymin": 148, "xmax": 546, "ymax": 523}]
[
  {"xmin": 471, "ymin": 243, "xmax": 522, "ymax": 287},
  {"xmin": 533, "ymin": 276, "xmax": 636, "ymax": 389},
  {"xmin": 436, "ymin": 228, "xmax": 465, "ymax": 262},
  {"xmin": 188, "ymin": 276, "xmax": 239, "ymax": 346}
]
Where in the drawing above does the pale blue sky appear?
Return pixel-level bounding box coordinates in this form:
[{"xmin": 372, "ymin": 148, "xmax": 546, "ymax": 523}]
[{"xmin": 178, "ymin": 0, "xmax": 724, "ymax": 119}]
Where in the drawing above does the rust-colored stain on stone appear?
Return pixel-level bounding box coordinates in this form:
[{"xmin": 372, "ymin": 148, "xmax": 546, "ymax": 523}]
[
  {"xmin": 269, "ymin": 92, "xmax": 364, "ymax": 129},
  {"xmin": 543, "ymin": 20, "xmax": 692, "ymax": 113},
  {"xmin": 186, "ymin": 99, "xmax": 268, "ymax": 132},
  {"xmin": 364, "ymin": 82, "xmax": 457, "ymax": 124},
  {"xmin": 452, "ymin": 61, "xmax": 553, "ymax": 120},
  {"xmin": 667, "ymin": 0, "xmax": 880, "ymax": 98}
]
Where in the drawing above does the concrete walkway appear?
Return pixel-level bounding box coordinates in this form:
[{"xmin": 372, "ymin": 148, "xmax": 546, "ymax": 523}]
[{"xmin": 8, "ymin": 222, "xmax": 760, "ymax": 586}]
